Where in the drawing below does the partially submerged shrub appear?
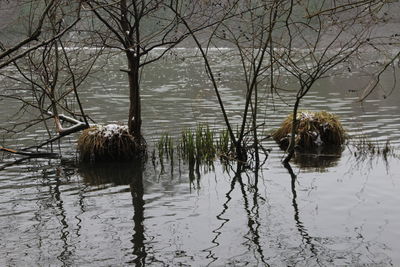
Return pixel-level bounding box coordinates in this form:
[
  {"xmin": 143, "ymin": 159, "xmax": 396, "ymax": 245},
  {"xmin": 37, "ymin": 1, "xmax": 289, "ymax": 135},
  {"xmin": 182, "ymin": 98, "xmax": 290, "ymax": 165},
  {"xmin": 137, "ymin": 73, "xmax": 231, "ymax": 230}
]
[
  {"xmin": 77, "ymin": 124, "xmax": 146, "ymax": 162},
  {"xmin": 272, "ymin": 111, "xmax": 347, "ymax": 151}
]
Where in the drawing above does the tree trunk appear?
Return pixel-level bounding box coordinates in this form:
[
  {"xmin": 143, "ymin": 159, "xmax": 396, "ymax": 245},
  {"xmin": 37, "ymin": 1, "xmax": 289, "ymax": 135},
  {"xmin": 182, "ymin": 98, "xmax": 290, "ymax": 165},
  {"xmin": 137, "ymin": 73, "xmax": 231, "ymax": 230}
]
[
  {"xmin": 126, "ymin": 52, "xmax": 142, "ymax": 140},
  {"xmin": 283, "ymin": 97, "xmax": 300, "ymax": 164}
]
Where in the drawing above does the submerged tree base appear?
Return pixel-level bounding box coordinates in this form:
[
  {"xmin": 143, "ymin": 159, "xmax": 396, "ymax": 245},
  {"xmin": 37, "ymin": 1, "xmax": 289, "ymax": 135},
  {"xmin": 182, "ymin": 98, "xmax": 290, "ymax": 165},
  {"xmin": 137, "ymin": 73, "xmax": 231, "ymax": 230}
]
[
  {"xmin": 77, "ymin": 124, "xmax": 146, "ymax": 162},
  {"xmin": 273, "ymin": 111, "xmax": 347, "ymax": 151}
]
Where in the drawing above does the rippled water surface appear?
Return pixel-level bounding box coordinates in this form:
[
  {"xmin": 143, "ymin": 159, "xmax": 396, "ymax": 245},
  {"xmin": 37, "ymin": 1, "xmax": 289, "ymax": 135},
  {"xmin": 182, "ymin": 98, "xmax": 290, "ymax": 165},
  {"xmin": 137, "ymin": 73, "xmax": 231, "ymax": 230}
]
[{"xmin": 1, "ymin": 49, "xmax": 400, "ymax": 266}]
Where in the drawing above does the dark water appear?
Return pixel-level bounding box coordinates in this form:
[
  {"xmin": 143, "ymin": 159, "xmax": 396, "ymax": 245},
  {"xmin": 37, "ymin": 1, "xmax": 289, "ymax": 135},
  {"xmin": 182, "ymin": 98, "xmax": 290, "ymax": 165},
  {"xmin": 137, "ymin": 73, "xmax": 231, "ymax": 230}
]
[{"xmin": 1, "ymin": 49, "xmax": 400, "ymax": 266}]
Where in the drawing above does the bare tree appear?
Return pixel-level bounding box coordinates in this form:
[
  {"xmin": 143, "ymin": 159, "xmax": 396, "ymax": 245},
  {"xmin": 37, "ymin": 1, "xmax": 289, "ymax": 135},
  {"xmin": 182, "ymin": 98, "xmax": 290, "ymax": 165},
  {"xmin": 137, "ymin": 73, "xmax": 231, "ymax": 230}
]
[
  {"xmin": 212, "ymin": 0, "xmax": 283, "ymax": 164},
  {"xmin": 82, "ymin": 0, "xmax": 216, "ymax": 144},
  {"xmin": 1, "ymin": 0, "xmax": 397, "ymax": 163},
  {"xmin": 173, "ymin": 0, "xmax": 282, "ymax": 162},
  {"xmin": 174, "ymin": 0, "xmax": 396, "ymax": 165},
  {"xmin": 0, "ymin": 0, "xmax": 73, "ymax": 69},
  {"xmin": 0, "ymin": 0, "xmax": 98, "ymax": 154},
  {"xmin": 1, "ymin": 0, "xmax": 237, "ymax": 158},
  {"xmin": 270, "ymin": 0, "xmax": 390, "ymax": 163}
]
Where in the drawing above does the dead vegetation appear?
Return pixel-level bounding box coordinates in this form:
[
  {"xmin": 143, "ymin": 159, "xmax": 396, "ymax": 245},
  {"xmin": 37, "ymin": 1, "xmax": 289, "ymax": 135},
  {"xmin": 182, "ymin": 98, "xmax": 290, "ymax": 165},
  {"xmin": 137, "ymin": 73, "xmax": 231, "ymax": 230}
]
[
  {"xmin": 350, "ymin": 137, "xmax": 397, "ymax": 160},
  {"xmin": 272, "ymin": 111, "xmax": 347, "ymax": 151},
  {"xmin": 77, "ymin": 124, "xmax": 146, "ymax": 162}
]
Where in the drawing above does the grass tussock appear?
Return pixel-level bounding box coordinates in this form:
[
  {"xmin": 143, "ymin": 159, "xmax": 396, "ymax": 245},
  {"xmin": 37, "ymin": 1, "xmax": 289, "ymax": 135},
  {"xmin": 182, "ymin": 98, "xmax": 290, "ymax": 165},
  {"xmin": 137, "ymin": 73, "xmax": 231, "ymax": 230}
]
[
  {"xmin": 180, "ymin": 125, "xmax": 215, "ymax": 164},
  {"xmin": 158, "ymin": 133, "xmax": 174, "ymax": 159},
  {"xmin": 272, "ymin": 111, "xmax": 347, "ymax": 150},
  {"xmin": 77, "ymin": 124, "xmax": 145, "ymax": 162},
  {"xmin": 179, "ymin": 125, "xmax": 233, "ymax": 164}
]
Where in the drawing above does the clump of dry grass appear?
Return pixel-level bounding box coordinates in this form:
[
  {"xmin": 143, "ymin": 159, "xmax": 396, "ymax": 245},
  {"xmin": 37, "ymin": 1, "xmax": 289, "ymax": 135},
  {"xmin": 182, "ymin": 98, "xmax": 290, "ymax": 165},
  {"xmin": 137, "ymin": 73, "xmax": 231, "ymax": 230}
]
[
  {"xmin": 272, "ymin": 111, "xmax": 347, "ymax": 150},
  {"xmin": 77, "ymin": 124, "xmax": 145, "ymax": 162}
]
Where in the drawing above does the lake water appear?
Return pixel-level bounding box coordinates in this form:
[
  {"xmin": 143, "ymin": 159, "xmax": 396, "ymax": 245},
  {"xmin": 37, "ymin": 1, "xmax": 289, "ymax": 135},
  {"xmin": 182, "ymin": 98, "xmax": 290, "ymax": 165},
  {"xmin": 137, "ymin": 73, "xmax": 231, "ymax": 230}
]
[{"xmin": 1, "ymin": 49, "xmax": 399, "ymax": 266}]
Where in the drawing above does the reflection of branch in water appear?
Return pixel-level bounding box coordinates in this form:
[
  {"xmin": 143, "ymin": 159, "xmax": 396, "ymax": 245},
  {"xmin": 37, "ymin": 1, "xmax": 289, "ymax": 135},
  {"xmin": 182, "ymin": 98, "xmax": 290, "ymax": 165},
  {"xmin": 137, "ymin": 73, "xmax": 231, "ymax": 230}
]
[
  {"xmin": 74, "ymin": 184, "xmax": 88, "ymax": 239},
  {"xmin": 129, "ymin": 167, "xmax": 147, "ymax": 266},
  {"xmin": 77, "ymin": 160, "xmax": 151, "ymax": 266},
  {"xmin": 202, "ymin": 176, "xmax": 237, "ymax": 265},
  {"xmin": 57, "ymin": 159, "xmax": 87, "ymax": 239},
  {"xmin": 53, "ymin": 177, "xmax": 72, "ymax": 265},
  {"xmin": 284, "ymin": 162, "xmax": 318, "ymax": 259},
  {"xmin": 0, "ymin": 156, "xmax": 31, "ymax": 171},
  {"xmin": 237, "ymin": 172, "xmax": 268, "ymax": 266}
]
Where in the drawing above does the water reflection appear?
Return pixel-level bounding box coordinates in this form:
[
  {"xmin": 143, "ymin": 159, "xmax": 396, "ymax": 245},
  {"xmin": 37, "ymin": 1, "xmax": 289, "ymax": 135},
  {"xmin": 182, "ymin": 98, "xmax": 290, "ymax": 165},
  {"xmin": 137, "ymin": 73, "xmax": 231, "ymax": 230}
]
[
  {"xmin": 1, "ymin": 48, "xmax": 400, "ymax": 265},
  {"xmin": 203, "ymin": 163, "xmax": 269, "ymax": 265},
  {"xmin": 188, "ymin": 163, "xmax": 201, "ymax": 191},
  {"xmin": 203, "ymin": 175, "xmax": 235, "ymax": 264},
  {"xmin": 129, "ymin": 163, "xmax": 146, "ymax": 266},
  {"xmin": 284, "ymin": 163, "xmax": 317, "ymax": 258},
  {"xmin": 292, "ymin": 145, "xmax": 343, "ymax": 172},
  {"xmin": 74, "ymin": 184, "xmax": 86, "ymax": 240},
  {"xmin": 78, "ymin": 160, "xmax": 147, "ymax": 266},
  {"xmin": 53, "ymin": 176, "xmax": 72, "ymax": 265},
  {"xmin": 78, "ymin": 162, "xmax": 142, "ymax": 186},
  {"xmin": 0, "ymin": 156, "xmax": 31, "ymax": 171},
  {"xmin": 237, "ymin": 170, "xmax": 267, "ymax": 265}
]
